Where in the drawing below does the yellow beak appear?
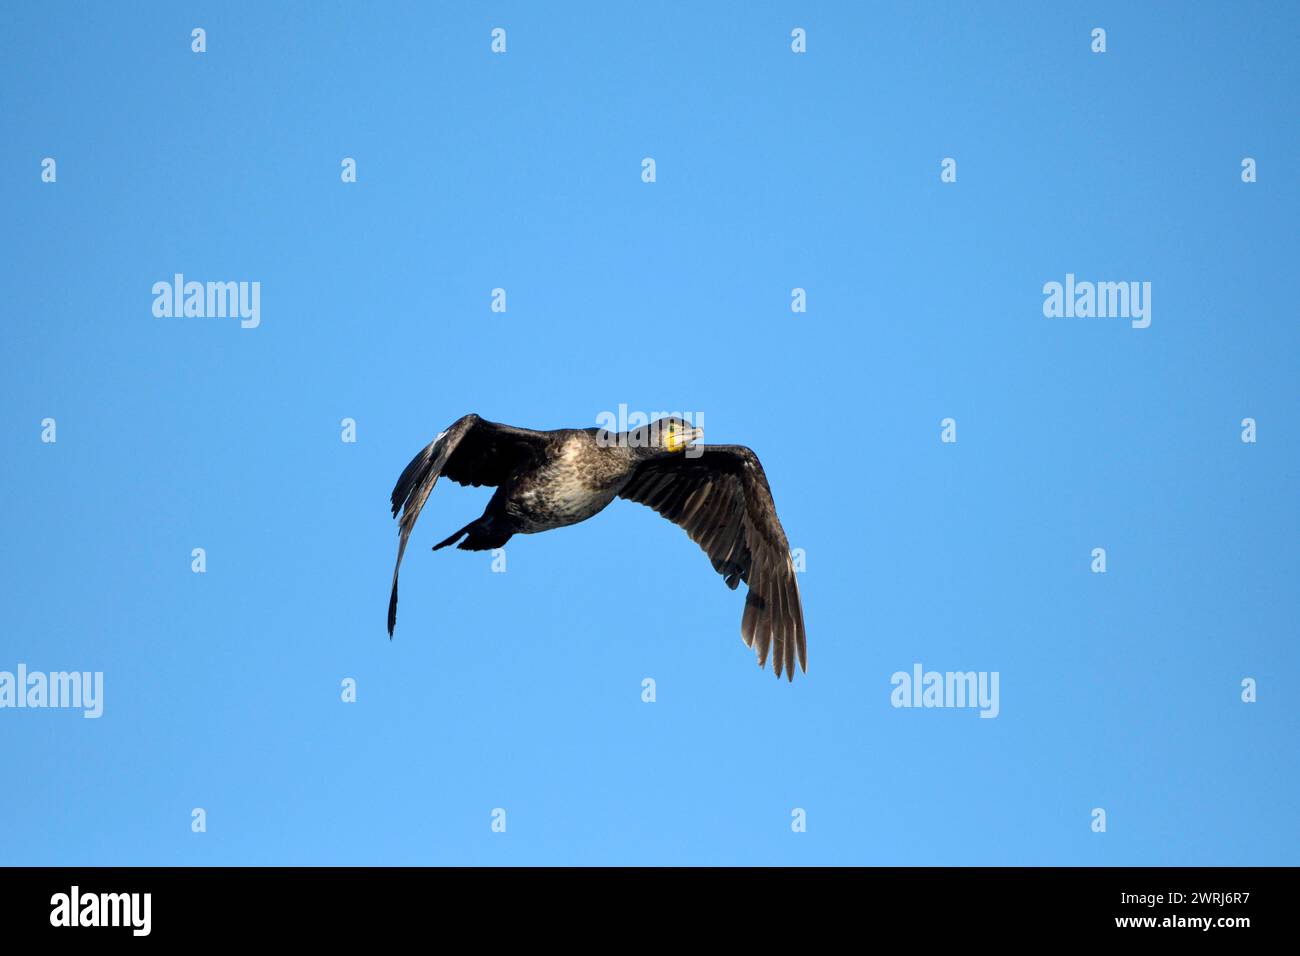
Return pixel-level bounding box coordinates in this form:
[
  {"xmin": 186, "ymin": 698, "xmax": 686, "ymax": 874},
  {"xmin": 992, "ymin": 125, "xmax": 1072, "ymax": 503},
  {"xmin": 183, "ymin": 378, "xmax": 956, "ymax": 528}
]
[{"xmin": 666, "ymin": 427, "xmax": 704, "ymax": 452}]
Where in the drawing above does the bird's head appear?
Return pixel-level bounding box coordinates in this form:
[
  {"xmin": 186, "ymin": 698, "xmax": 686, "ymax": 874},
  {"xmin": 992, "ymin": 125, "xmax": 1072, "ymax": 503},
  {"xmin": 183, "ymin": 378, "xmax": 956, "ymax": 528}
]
[{"xmin": 628, "ymin": 417, "xmax": 703, "ymax": 456}]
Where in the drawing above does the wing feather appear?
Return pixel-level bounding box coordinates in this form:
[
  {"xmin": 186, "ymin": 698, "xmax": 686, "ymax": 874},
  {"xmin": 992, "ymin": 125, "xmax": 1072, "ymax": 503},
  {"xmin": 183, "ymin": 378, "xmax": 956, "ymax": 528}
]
[
  {"xmin": 387, "ymin": 414, "xmax": 548, "ymax": 635},
  {"xmin": 618, "ymin": 445, "xmax": 806, "ymax": 680}
]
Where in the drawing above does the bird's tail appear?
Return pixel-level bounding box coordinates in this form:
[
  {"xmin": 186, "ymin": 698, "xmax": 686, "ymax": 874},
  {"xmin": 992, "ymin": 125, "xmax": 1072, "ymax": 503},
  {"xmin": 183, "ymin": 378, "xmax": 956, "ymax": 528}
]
[{"xmin": 433, "ymin": 516, "xmax": 512, "ymax": 552}]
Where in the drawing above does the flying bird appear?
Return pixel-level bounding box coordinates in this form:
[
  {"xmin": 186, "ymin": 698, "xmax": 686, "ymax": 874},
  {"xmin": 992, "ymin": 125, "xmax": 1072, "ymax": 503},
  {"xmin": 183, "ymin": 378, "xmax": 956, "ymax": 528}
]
[{"xmin": 387, "ymin": 414, "xmax": 807, "ymax": 679}]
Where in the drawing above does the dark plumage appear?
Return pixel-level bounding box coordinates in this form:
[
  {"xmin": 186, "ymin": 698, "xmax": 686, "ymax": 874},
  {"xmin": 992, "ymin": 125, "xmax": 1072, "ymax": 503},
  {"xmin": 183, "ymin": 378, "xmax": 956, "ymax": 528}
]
[{"xmin": 387, "ymin": 414, "xmax": 807, "ymax": 680}]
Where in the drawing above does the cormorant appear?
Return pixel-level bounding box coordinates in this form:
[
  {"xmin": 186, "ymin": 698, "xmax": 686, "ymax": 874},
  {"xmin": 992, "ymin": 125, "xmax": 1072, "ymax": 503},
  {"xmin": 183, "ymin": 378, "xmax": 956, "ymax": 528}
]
[{"xmin": 387, "ymin": 414, "xmax": 807, "ymax": 680}]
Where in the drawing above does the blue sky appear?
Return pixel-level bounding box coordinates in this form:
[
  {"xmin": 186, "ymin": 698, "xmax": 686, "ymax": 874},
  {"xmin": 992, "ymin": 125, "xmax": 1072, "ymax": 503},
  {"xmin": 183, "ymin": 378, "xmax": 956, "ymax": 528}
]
[{"xmin": 1, "ymin": 2, "xmax": 1297, "ymax": 865}]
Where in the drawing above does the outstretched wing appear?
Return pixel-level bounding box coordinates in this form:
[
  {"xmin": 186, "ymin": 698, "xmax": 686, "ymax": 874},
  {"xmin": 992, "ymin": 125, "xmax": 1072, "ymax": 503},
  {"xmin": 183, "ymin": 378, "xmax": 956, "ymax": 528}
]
[
  {"xmin": 388, "ymin": 414, "xmax": 549, "ymax": 635},
  {"xmin": 618, "ymin": 445, "xmax": 806, "ymax": 680}
]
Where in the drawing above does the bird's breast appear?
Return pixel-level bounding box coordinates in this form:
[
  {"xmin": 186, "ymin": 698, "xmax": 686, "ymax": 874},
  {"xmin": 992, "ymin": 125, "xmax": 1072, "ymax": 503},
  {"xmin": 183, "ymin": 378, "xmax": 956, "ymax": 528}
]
[{"xmin": 506, "ymin": 435, "xmax": 628, "ymax": 530}]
